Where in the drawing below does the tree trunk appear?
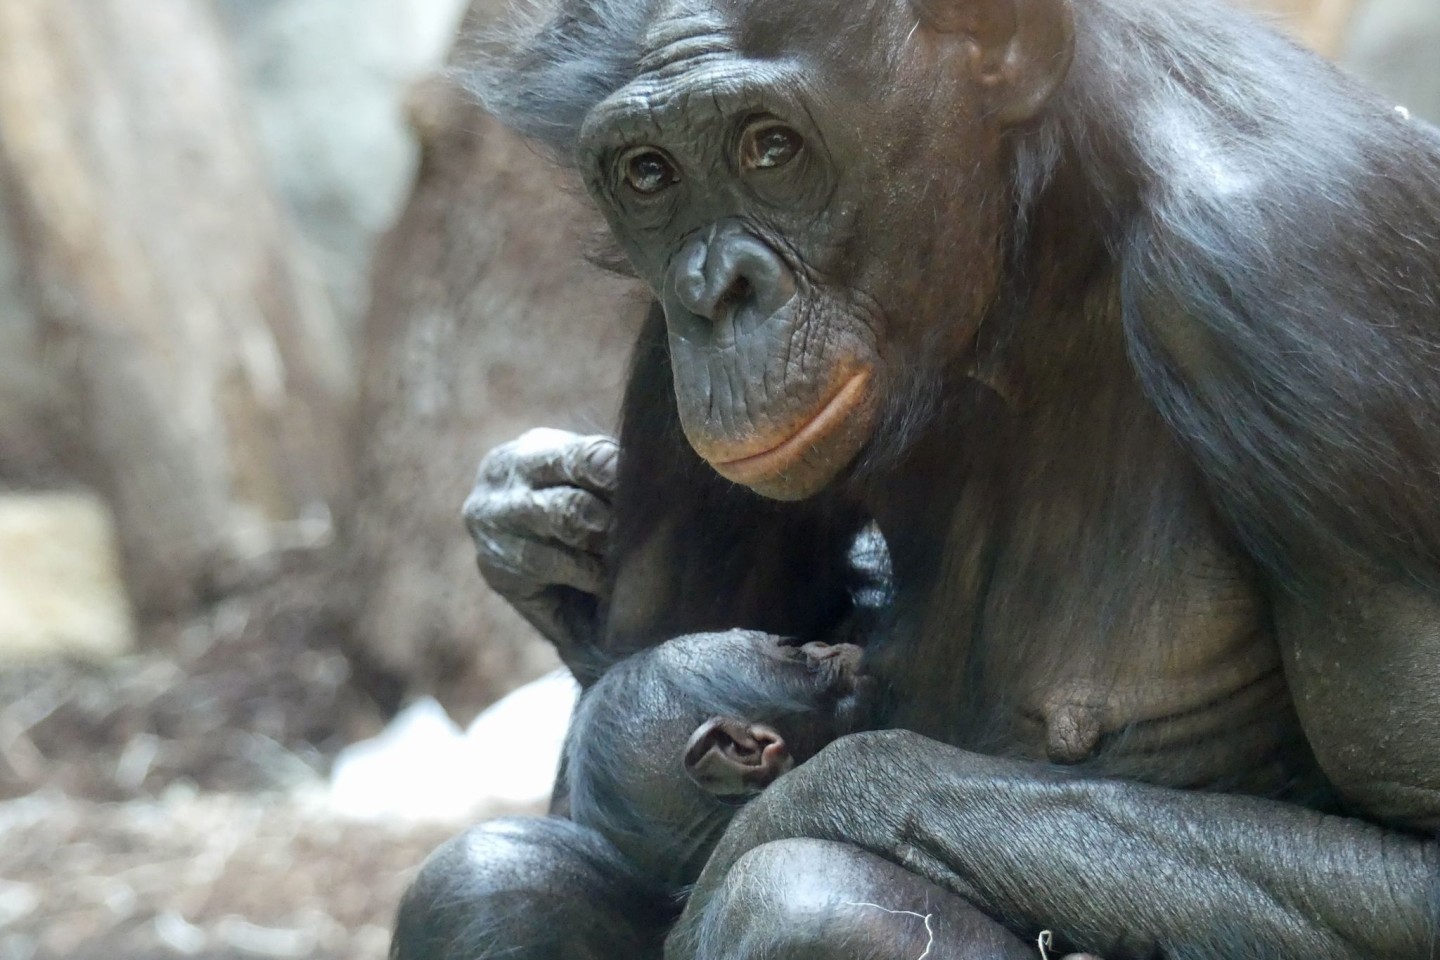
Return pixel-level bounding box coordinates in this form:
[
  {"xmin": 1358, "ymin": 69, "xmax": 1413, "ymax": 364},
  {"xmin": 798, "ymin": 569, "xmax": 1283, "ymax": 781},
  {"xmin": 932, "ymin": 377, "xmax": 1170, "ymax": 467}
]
[
  {"xmin": 0, "ymin": 0, "xmax": 350, "ymax": 620},
  {"xmin": 346, "ymin": 8, "xmax": 643, "ymax": 719}
]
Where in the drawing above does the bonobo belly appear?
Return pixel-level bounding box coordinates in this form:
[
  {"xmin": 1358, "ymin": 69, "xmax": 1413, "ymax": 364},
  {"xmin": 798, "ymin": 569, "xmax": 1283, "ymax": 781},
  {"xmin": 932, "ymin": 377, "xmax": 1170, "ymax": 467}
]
[{"xmin": 877, "ymin": 508, "xmax": 1319, "ymax": 799}]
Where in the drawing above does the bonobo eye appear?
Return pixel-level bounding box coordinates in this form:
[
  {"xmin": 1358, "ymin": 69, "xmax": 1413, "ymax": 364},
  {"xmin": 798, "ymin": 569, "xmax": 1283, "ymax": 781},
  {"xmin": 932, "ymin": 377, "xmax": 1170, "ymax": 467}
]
[
  {"xmin": 620, "ymin": 147, "xmax": 680, "ymax": 195},
  {"xmin": 739, "ymin": 118, "xmax": 803, "ymax": 171}
]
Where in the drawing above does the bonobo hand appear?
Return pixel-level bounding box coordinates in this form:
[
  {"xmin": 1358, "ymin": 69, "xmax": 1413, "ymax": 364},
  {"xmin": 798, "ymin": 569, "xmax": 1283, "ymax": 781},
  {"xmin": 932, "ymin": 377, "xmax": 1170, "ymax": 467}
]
[{"xmin": 464, "ymin": 429, "xmax": 618, "ymax": 663}]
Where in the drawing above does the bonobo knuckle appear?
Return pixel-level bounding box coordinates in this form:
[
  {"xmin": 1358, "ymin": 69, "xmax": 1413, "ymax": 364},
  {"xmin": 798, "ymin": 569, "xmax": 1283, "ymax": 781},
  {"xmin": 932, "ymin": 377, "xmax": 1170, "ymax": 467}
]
[
  {"xmin": 571, "ymin": 434, "xmax": 620, "ymax": 481},
  {"xmin": 460, "ymin": 486, "xmax": 499, "ymax": 530},
  {"xmin": 555, "ymin": 487, "xmax": 607, "ymax": 534},
  {"xmin": 475, "ymin": 442, "xmax": 522, "ymax": 485},
  {"xmin": 513, "ymin": 426, "xmax": 575, "ymax": 454}
]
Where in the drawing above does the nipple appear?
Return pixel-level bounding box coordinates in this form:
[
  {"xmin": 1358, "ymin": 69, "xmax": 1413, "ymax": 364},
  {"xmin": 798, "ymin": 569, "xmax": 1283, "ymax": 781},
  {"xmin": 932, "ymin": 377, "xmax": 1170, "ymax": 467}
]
[{"xmin": 1045, "ymin": 701, "xmax": 1104, "ymax": 764}]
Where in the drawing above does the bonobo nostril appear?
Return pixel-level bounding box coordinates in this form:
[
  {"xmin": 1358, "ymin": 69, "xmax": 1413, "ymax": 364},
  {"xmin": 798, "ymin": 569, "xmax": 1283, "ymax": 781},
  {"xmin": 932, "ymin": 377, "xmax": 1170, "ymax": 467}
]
[
  {"xmin": 718, "ymin": 277, "xmax": 752, "ymax": 310},
  {"xmin": 671, "ymin": 226, "xmax": 797, "ymax": 323}
]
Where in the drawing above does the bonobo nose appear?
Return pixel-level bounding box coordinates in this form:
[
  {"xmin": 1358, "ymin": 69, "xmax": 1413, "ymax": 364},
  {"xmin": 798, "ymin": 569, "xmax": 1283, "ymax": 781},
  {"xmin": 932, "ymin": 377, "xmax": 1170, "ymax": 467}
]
[{"xmin": 672, "ymin": 225, "xmax": 797, "ymax": 323}]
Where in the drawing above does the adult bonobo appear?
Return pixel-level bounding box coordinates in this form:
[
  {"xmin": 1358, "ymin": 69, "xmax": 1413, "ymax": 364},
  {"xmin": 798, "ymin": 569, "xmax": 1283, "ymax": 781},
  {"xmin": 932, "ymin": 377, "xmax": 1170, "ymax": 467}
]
[{"xmin": 398, "ymin": 0, "xmax": 1440, "ymax": 956}]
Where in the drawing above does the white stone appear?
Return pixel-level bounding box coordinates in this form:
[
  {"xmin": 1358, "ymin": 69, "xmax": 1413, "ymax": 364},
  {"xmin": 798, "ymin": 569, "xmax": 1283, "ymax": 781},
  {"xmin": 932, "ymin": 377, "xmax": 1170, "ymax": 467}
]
[
  {"xmin": 327, "ymin": 671, "xmax": 579, "ymax": 822},
  {"xmin": 0, "ymin": 492, "xmax": 135, "ymax": 663}
]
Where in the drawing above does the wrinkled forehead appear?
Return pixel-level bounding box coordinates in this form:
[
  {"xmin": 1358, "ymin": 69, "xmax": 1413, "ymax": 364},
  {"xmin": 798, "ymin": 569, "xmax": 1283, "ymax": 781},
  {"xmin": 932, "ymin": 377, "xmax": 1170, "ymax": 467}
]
[
  {"xmin": 577, "ymin": 0, "xmax": 910, "ymax": 145},
  {"xmin": 646, "ymin": 0, "xmax": 904, "ymax": 47}
]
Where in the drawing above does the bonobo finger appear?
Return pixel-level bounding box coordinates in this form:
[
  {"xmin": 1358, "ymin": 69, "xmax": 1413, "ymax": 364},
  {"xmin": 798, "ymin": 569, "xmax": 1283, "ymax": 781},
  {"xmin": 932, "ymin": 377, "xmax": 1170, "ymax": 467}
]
[
  {"xmin": 507, "ymin": 539, "xmax": 606, "ymax": 595},
  {"xmin": 512, "ymin": 429, "xmax": 619, "ymax": 497},
  {"xmin": 542, "ymin": 435, "xmax": 619, "ymax": 497},
  {"xmin": 525, "ymin": 487, "xmax": 611, "ymax": 553},
  {"xmin": 467, "ymin": 479, "xmax": 607, "ymax": 546},
  {"xmin": 478, "ymin": 538, "xmax": 601, "ymax": 595},
  {"xmin": 471, "ymin": 488, "xmax": 609, "ymax": 555}
]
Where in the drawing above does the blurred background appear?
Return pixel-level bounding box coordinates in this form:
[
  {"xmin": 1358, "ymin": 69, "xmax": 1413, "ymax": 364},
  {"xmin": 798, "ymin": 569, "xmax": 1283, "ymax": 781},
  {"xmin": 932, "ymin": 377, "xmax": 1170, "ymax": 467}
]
[{"xmin": 0, "ymin": 1, "xmax": 1434, "ymax": 958}]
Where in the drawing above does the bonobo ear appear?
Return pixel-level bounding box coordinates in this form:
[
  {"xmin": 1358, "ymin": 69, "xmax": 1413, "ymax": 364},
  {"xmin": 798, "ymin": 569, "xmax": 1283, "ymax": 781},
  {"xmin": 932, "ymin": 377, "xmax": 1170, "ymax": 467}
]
[
  {"xmin": 911, "ymin": 0, "xmax": 1075, "ymax": 124},
  {"xmin": 683, "ymin": 718, "xmax": 794, "ymax": 797}
]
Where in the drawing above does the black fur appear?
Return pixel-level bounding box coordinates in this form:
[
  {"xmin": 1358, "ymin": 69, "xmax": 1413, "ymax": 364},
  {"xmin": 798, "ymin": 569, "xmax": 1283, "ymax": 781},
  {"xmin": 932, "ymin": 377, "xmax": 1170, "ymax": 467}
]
[{"xmin": 465, "ymin": 0, "xmax": 660, "ymax": 158}]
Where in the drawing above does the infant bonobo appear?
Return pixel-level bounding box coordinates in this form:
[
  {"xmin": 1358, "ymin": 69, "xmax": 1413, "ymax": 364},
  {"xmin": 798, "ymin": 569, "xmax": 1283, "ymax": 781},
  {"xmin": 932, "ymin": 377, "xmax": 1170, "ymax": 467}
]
[
  {"xmin": 566, "ymin": 629, "xmax": 879, "ymax": 885},
  {"xmin": 567, "ymin": 630, "xmax": 1049, "ymax": 960}
]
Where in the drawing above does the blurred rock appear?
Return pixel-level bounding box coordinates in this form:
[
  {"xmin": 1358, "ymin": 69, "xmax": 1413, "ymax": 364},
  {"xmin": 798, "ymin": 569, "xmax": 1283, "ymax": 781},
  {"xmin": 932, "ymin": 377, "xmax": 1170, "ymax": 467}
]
[
  {"xmin": 0, "ymin": 493, "xmax": 133, "ymax": 664},
  {"xmin": 0, "ymin": 178, "xmax": 61, "ymax": 486},
  {"xmin": 1344, "ymin": 0, "xmax": 1440, "ymax": 123},
  {"xmin": 328, "ymin": 671, "xmax": 577, "ymax": 822},
  {"xmin": 213, "ymin": 0, "xmax": 470, "ymax": 332},
  {"xmin": 0, "ymin": 791, "xmax": 501, "ymax": 960}
]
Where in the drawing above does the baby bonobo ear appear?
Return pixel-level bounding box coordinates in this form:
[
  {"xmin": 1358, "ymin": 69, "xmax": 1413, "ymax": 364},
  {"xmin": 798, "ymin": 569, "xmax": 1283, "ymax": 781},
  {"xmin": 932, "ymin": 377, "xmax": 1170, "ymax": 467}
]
[{"xmin": 683, "ymin": 717, "xmax": 794, "ymax": 798}]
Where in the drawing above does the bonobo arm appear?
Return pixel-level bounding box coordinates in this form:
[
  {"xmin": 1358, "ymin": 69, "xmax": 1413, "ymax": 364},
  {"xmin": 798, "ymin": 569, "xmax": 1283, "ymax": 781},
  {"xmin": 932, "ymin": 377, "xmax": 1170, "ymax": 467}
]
[
  {"xmin": 674, "ymin": 731, "xmax": 1438, "ymax": 959},
  {"xmin": 603, "ymin": 303, "xmax": 862, "ymax": 653},
  {"xmin": 1273, "ymin": 577, "xmax": 1440, "ymax": 833}
]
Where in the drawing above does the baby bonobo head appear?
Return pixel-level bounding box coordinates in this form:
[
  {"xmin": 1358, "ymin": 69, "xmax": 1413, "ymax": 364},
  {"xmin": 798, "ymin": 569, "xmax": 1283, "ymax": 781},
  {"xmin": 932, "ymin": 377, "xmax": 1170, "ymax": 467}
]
[{"xmin": 565, "ymin": 629, "xmax": 879, "ymax": 889}]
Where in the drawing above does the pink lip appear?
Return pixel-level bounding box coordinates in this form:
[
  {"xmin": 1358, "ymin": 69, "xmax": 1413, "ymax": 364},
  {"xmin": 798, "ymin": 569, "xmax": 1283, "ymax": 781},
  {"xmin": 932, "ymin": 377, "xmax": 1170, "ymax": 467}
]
[{"xmin": 711, "ymin": 371, "xmax": 871, "ymax": 485}]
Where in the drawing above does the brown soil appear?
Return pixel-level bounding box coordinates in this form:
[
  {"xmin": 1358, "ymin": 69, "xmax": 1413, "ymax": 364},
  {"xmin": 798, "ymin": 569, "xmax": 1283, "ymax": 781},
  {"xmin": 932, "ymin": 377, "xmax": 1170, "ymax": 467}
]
[{"xmin": 0, "ymin": 581, "xmax": 539, "ymax": 960}]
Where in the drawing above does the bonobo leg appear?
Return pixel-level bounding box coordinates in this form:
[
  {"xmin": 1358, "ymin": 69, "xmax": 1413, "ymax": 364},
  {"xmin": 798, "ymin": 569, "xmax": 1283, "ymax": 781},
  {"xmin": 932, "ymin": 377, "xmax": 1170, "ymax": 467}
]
[
  {"xmin": 667, "ymin": 838, "xmax": 1036, "ymax": 960},
  {"xmin": 392, "ymin": 817, "xmax": 673, "ymax": 960}
]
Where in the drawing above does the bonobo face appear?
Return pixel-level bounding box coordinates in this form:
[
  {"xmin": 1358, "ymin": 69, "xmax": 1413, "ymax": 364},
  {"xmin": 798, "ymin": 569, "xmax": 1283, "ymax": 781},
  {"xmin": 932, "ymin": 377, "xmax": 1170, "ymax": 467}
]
[{"xmin": 575, "ymin": 0, "xmax": 1044, "ymax": 499}]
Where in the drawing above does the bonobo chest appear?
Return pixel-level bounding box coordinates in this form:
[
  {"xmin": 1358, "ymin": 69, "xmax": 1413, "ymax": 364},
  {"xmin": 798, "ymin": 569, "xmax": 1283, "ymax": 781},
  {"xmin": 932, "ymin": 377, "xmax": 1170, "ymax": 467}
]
[{"xmin": 866, "ymin": 394, "xmax": 1316, "ymax": 797}]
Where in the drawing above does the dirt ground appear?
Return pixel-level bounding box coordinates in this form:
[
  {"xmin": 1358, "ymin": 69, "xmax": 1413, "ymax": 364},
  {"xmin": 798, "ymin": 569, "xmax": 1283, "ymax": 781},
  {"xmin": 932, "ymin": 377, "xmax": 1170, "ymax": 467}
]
[
  {"xmin": 0, "ymin": 584, "xmax": 539, "ymax": 960},
  {"xmin": 0, "ymin": 792, "xmax": 467, "ymax": 960}
]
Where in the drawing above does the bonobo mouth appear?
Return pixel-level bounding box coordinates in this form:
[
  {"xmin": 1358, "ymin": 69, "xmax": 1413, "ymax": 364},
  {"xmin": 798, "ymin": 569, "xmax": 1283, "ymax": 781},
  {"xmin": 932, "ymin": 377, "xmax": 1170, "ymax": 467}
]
[
  {"xmin": 820, "ymin": 642, "xmax": 865, "ymax": 688},
  {"xmin": 799, "ymin": 640, "xmax": 878, "ymax": 731},
  {"xmin": 709, "ymin": 371, "xmax": 872, "ymax": 488}
]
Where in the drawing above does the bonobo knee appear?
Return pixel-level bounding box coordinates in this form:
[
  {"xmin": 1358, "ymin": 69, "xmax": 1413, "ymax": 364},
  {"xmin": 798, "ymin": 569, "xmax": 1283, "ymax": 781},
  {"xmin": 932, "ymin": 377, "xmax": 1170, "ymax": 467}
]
[
  {"xmin": 392, "ymin": 817, "xmax": 672, "ymax": 960},
  {"xmin": 681, "ymin": 840, "xmax": 868, "ymax": 960},
  {"xmin": 676, "ymin": 839, "xmax": 1033, "ymax": 960}
]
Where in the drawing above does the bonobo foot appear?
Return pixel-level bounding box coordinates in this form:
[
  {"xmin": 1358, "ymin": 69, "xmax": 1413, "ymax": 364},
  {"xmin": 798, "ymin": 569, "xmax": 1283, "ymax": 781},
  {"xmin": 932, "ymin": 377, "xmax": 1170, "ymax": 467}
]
[
  {"xmin": 392, "ymin": 817, "xmax": 672, "ymax": 960},
  {"xmin": 666, "ymin": 839, "xmax": 1036, "ymax": 960}
]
